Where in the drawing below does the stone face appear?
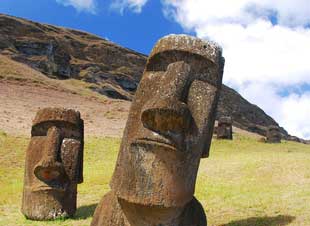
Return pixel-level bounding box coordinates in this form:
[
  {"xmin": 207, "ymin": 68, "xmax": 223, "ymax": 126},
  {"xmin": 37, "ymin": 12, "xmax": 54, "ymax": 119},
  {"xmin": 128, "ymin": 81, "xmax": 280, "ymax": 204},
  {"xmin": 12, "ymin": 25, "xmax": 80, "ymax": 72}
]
[
  {"xmin": 91, "ymin": 34, "xmax": 225, "ymax": 226},
  {"xmin": 266, "ymin": 125, "xmax": 281, "ymax": 143},
  {"xmin": 217, "ymin": 116, "xmax": 233, "ymax": 140},
  {"xmin": 21, "ymin": 108, "xmax": 84, "ymax": 220}
]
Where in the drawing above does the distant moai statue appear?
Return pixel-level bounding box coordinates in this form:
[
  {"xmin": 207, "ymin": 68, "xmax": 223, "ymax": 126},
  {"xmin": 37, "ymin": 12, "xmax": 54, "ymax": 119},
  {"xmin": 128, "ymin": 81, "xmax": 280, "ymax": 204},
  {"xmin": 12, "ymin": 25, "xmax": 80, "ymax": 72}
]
[
  {"xmin": 91, "ymin": 35, "xmax": 225, "ymax": 226},
  {"xmin": 217, "ymin": 116, "xmax": 233, "ymax": 140},
  {"xmin": 266, "ymin": 125, "xmax": 281, "ymax": 143},
  {"xmin": 21, "ymin": 108, "xmax": 84, "ymax": 220}
]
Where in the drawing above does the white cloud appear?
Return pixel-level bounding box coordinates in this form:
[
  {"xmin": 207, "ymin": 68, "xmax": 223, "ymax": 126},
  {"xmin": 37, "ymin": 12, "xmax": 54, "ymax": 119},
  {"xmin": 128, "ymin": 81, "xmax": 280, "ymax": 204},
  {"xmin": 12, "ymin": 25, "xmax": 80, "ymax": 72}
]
[
  {"xmin": 203, "ymin": 21, "xmax": 310, "ymax": 87},
  {"xmin": 240, "ymin": 84, "xmax": 310, "ymax": 139},
  {"xmin": 281, "ymin": 92, "xmax": 310, "ymax": 139},
  {"xmin": 162, "ymin": 0, "xmax": 310, "ymax": 28},
  {"xmin": 110, "ymin": 0, "xmax": 148, "ymax": 14},
  {"xmin": 161, "ymin": 0, "xmax": 310, "ymax": 139},
  {"xmin": 56, "ymin": 0, "xmax": 96, "ymax": 13}
]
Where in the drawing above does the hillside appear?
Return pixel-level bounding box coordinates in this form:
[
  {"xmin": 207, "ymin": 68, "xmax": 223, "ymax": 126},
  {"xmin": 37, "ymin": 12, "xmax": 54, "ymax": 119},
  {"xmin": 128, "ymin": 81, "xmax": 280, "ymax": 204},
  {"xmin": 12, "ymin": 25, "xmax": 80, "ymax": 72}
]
[
  {"xmin": 0, "ymin": 54, "xmax": 130, "ymax": 137},
  {"xmin": 0, "ymin": 13, "xmax": 146, "ymax": 100},
  {"xmin": 0, "ymin": 13, "xmax": 301, "ymax": 140}
]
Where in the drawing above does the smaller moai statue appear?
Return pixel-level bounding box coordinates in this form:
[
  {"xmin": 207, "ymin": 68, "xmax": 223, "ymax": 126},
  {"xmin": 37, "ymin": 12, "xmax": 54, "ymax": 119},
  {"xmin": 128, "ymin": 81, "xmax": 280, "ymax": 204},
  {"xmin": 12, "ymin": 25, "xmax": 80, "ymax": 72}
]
[
  {"xmin": 21, "ymin": 108, "xmax": 84, "ymax": 220},
  {"xmin": 217, "ymin": 116, "xmax": 233, "ymax": 140},
  {"xmin": 266, "ymin": 125, "xmax": 281, "ymax": 143}
]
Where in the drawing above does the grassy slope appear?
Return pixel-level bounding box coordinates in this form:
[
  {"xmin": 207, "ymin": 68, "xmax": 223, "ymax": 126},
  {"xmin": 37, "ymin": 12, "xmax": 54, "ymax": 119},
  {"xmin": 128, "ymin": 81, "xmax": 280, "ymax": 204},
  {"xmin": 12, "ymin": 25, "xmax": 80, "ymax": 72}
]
[
  {"xmin": 0, "ymin": 54, "xmax": 108, "ymax": 101},
  {"xmin": 0, "ymin": 131, "xmax": 309, "ymax": 226}
]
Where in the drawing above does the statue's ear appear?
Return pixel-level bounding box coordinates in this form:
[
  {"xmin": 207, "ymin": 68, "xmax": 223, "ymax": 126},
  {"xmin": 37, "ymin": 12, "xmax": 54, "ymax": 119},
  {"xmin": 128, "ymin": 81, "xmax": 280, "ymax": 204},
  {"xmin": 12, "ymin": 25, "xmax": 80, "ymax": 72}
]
[
  {"xmin": 187, "ymin": 80, "xmax": 221, "ymax": 158},
  {"xmin": 60, "ymin": 120, "xmax": 84, "ymax": 183},
  {"xmin": 61, "ymin": 139, "xmax": 83, "ymax": 183},
  {"xmin": 76, "ymin": 142, "xmax": 83, "ymax": 184},
  {"xmin": 77, "ymin": 120, "xmax": 84, "ymax": 184}
]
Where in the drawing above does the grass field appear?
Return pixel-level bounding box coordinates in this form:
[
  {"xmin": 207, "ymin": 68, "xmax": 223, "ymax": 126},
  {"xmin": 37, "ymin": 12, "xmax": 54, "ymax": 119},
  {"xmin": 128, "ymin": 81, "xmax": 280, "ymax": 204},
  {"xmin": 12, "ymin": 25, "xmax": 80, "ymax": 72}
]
[{"xmin": 0, "ymin": 130, "xmax": 309, "ymax": 226}]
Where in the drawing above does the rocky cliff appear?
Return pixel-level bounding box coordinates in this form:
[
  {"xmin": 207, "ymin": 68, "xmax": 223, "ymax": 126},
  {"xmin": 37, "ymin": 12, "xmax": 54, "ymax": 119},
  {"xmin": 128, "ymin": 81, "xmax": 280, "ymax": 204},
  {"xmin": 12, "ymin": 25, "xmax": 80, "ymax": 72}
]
[
  {"xmin": 0, "ymin": 14, "xmax": 292, "ymax": 139},
  {"xmin": 0, "ymin": 14, "xmax": 146, "ymax": 100}
]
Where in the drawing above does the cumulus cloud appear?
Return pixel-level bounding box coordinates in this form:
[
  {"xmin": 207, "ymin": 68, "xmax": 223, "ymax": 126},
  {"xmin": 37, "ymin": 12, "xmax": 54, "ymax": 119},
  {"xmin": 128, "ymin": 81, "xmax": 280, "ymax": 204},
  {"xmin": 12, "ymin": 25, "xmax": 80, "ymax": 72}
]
[
  {"xmin": 110, "ymin": 0, "xmax": 149, "ymax": 14},
  {"xmin": 240, "ymin": 84, "xmax": 310, "ymax": 139},
  {"xmin": 161, "ymin": 0, "xmax": 310, "ymax": 139},
  {"xmin": 56, "ymin": 0, "xmax": 96, "ymax": 13}
]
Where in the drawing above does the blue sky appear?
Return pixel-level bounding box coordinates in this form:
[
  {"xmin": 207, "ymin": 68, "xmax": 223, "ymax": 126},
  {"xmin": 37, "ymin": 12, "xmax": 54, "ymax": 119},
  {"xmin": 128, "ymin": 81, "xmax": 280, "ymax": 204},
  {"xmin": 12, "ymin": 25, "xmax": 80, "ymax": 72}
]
[
  {"xmin": 1, "ymin": 0, "xmax": 310, "ymax": 139},
  {"xmin": 0, "ymin": 0, "xmax": 191, "ymax": 54}
]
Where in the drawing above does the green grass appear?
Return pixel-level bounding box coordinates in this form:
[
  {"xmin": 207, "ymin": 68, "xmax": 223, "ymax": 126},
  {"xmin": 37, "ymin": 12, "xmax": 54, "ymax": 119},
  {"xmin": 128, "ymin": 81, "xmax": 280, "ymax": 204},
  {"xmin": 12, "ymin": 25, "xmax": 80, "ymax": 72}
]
[{"xmin": 0, "ymin": 131, "xmax": 309, "ymax": 226}]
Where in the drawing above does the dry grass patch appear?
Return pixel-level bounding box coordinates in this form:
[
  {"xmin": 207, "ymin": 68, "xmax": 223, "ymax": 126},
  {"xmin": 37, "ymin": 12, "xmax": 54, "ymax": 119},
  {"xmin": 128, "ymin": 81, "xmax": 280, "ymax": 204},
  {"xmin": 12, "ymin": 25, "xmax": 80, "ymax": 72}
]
[{"xmin": 0, "ymin": 131, "xmax": 309, "ymax": 225}]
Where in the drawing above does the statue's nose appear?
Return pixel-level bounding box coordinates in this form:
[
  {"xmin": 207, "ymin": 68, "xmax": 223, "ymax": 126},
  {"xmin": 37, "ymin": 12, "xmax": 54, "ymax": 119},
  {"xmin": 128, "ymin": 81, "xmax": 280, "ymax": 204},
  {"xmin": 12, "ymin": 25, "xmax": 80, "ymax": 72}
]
[
  {"xmin": 34, "ymin": 126, "xmax": 64, "ymax": 182},
  {"xmin": 141, "ymin": 61, "xmax": 193, "ymax": 134},
  {"xmin": 141, "ymin": 100, "xmax": 192, "ymax": 134}
]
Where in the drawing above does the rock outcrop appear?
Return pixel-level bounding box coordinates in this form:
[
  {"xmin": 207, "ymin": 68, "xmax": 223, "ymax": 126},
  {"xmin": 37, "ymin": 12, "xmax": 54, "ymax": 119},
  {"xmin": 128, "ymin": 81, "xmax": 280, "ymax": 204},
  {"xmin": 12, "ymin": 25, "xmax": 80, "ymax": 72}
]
[
  {"xmin": 0, "ymin": 13, "xmax": 146, "ymax": 100},
  {"xmin": 0, "ymin": 13, "xmax": 299, "ymax": 140}
]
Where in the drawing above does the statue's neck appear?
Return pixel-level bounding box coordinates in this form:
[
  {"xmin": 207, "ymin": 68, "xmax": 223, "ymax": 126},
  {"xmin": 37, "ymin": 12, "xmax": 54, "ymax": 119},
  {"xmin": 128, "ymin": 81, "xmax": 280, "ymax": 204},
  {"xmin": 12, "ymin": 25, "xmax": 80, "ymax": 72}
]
[{"xmin": 119, "ymin": 198, "xmax": 184, "ymax": 226}]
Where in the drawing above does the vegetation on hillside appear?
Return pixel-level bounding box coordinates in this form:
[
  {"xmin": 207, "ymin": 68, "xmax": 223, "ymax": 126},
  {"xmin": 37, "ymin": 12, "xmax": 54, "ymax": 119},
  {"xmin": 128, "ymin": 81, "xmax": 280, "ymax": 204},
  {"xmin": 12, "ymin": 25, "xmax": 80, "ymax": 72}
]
[{"xmin": 0, "ymin": 55, "xmax": 109, "ymax": 101}]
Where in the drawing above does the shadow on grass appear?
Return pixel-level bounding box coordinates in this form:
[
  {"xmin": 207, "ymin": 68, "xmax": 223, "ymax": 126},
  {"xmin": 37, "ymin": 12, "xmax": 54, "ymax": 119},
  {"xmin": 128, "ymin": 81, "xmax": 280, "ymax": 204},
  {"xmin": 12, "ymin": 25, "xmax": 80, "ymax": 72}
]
[
  {"xmin": 220, "ymin": 215, "xmax": 295, "ymax": 226},
  {"xmin": 74, "ymin": 203, "xmax": 98, "ymax": 220}
]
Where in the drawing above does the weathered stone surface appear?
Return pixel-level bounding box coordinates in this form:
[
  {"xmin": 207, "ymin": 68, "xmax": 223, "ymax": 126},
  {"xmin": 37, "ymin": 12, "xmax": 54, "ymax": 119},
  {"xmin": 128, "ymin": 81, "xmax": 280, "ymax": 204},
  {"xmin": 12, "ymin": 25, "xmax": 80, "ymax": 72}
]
[
  {"xmin": 91, "ymin": 34, "xmax": 224, "ymax": 226},
  {"xmin": 217, "ymin": 116, "xmax": 233, "ymax": 140},
  {"xmin": 266, "ymin": 125, "xmax": 281, "ymax": 143},
  {"xmin": 21, "ymin": 108, "xmax": 84, "ymax": 220}
]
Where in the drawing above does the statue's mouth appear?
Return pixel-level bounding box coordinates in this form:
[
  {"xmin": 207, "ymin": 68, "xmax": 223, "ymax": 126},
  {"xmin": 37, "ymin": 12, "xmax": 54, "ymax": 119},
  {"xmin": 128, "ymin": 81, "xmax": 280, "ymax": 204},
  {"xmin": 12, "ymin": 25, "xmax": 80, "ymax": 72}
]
[
  {"xmin": 31, "ymin": 184, "xmax": 66, "ymax": 192},
  {"xmin": 133, "ymin": 138, "xmax": 177, "ymax": 152}
]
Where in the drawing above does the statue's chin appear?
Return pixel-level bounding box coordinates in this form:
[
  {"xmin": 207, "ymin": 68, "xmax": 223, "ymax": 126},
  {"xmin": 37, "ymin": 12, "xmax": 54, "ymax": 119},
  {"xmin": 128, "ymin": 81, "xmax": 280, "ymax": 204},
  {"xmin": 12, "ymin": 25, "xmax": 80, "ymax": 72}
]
[
  {"xmin": 22, "ymin": 189, "xmax": 70, "ymax": 220},
  {"xmin": 113, "ymin": 142, "xmax": 195, "ymax": 207},
  {"xmin": 118, "ymin": 197, "xmax": 184, "ymax": 225}
]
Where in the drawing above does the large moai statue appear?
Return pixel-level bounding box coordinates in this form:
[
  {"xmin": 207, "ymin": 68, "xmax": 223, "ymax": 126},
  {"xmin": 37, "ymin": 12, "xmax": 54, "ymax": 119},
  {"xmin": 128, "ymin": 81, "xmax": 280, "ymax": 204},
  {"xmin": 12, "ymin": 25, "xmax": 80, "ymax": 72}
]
[
  {"xmin": 217, "ymin": 116, "xmax": 233, "ymax": 140},
  {"xmin": 21, "ymin": 108, "xmax": 84, "ymax": 220},
  {"xmin": 266, "ymin": 125, "xmax": 281, "ymax": 143},
  {"xmin": 91, "ymin": 35, "xmax": 225, "ymax": 226}
]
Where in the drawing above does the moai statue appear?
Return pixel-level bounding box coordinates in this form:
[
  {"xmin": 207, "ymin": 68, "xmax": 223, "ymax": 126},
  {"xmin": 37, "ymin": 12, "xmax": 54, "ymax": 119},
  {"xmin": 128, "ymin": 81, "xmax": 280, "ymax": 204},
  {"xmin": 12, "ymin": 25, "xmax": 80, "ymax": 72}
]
[
  {"xmin": 21, "ymin": 108, "xmax": 84, "ymax": 220},
  {"xmin": 91, "ymin": 34, "xmax": 225, "ymax": 226},
  {"xmin": 266, "ymin": 125, "xmax": 281, "ymax": 143},
  {"xmin": 217, "ymin": 116, "xmax": 233, "ymax": 140}
]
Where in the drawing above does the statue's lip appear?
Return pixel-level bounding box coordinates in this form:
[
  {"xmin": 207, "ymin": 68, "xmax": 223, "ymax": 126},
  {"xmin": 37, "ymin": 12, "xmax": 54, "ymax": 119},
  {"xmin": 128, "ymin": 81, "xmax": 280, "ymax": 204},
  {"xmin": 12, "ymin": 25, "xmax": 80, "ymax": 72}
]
[
  {"xmin": 133, "ymin": 138, "xmax": 177, "ymax": 151},
  {"xmin": 31, "ymin": 185, "xmax": 66, "ymax": 192}
]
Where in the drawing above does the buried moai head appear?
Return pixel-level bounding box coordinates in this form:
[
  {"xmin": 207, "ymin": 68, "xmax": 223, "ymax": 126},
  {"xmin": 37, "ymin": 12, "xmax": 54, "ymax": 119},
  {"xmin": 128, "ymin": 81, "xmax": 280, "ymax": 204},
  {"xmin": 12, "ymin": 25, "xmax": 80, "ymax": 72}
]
[
  {"xmin": 21, "ymin": 108, "xmax": 84, "ymax": 220},
  {"xmin": 91, "ymin": 35, "xmax": 224, "ymax": 226},
  {"xmin": 266, "ymin": 125, "xmax": 281, "ymax": 143},
  {"xmin": 217, "ymin": 116, "xmax": 233, "ymax": 140}
]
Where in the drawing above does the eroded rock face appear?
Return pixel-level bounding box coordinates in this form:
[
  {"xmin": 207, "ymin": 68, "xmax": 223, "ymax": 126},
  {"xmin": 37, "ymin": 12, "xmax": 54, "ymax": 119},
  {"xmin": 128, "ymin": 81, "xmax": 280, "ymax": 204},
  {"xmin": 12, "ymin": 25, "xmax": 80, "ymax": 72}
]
[
  {"xmin": 266, "ymin": 125, "xmax": 281, "ymax": 143},
  {"xmin": 217, "ymin": 116, "xmax": 233, "ymax": 140},
  {"xmin": 91, "ymin": 34, "xmax": 225, "ymax": 226},
  {"xmin": 0, "ymin": 14, "xmax": 146, "ymax": 100},
  {"xmin": 21, "ymin": 108, "xmax": 84, "ymax": 220}
]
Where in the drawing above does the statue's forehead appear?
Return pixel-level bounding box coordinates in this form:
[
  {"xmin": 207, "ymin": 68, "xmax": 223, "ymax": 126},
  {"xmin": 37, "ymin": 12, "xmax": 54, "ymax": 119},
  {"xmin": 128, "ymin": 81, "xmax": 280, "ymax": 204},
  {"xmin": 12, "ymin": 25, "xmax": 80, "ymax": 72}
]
[
  {"xmin": 33, "ymin": 108, "xmax": 81, "ymax": 126},
  {"xmin": 31, "ymin": 108, "xmax": 83, "ymax": 137},
  {"xmin": 148, "ymin": 34, "xmax": 223, "ymax": 65},
  {"xmin": 144, "ymin": 35, "xmax": 224, "ymax": 87}
]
